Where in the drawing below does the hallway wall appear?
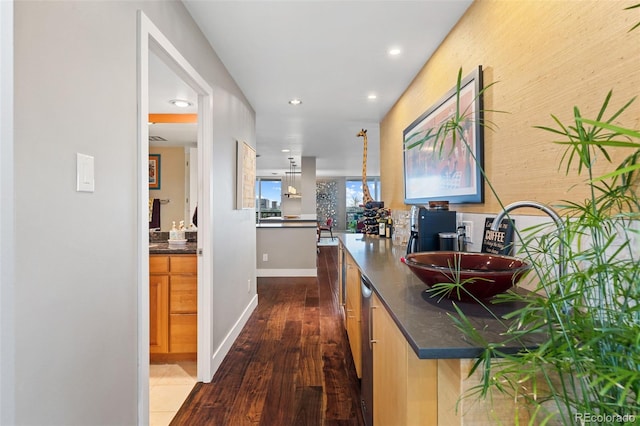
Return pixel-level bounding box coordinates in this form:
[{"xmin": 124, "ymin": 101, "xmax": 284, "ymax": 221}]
[{"xmin": 11, "ymin": 1, "xmax": 255, "ymax": 424}]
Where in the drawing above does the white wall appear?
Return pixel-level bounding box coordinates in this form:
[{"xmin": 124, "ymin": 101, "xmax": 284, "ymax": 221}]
[
  {"xmin": 281, "ymin": 193, "xmax": 302, "ymax": 217},
  {"xmin": 0, "ymin": 1, "xmax": 15, "ymax": 424},
  {"xmin": 11, "ymin": 1, "xmax": 256, "ymax": 424},
  {"xmin": 256, "ymin": 227, "xmax": 318, "ymax": 277},
  {"xmin": 301, "ymin": 156, "xmax": 316, "ymax": 216}
]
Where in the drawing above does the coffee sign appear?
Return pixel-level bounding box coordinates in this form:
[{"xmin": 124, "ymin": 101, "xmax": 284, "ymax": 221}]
[{"xmin": 481, "ymin": 217, "xmax": 515, "ymax": 255}]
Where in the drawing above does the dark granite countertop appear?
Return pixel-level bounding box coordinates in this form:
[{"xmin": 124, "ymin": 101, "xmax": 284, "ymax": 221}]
[
  {"xmin": 149, "ymin": 242, "xmax": 197, "ymax": 255},
  {"xmin": 149, "ymin": 231, "xmax": 197, "ymax": 254},
  {"xmin": 340, "ymin": 233, "xmax": 541, "ymax": 359}
]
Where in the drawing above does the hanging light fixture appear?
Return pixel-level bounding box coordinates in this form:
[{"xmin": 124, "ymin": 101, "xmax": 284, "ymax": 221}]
[
  {"xmin": 287, "ymin": 157, "xmax": 294, "ymax": 195},
  {"xmin": 285, "ymin": 157, "xmax": 301, "ymax": 198}
]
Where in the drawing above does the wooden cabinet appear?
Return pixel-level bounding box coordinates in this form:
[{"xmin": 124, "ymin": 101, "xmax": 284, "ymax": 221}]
[
  {"xmin": 150, "ymin": 254, "xmax": 197, "ymax": 361},
  {"xmin": 341, "ymin": 238, "xmax": 533, "ymax": 425},
  {"xmin": 437, "ymin": 358, "xmax": 531, "ymax": 425},
  {"xmin": 338, "ymin": 243, "xmax": 345, "ymax": 311},
  {"xmin": 344, "ymin": 252, "xmax": 362, "ymax": 378},
  {"xmin": 149, "ymin": 274, "xmax": 169, "ymax": 353},
  {"xmin": 372, "ymin": 292, "xmax": 437, "ymax": 426}
]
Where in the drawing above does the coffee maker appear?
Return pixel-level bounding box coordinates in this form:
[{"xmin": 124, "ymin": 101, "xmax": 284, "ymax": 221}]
[{"xmin": 406, "ymin": 206, "xmax": 457, "ymax": 254}]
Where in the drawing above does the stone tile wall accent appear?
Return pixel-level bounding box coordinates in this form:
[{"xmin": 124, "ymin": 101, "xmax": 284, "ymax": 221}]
[{"xmin": 316, "ymin": 180, "xmax": 337, "ymax": 226}]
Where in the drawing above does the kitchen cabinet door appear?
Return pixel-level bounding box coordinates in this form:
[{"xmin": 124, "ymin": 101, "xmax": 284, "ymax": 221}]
[
  {"xmin": 372, "ymin": 292, "xmax": 437, "ymax": 426},
  {"xmin": 372, "ymin": 292, "xmax": 407, "ymax": 425},
  {"xmin": 344, "ymin": 252, "xmax": 362, "ymax": 378},
  {"xmin": 149, "ymin": 274, "xmax": 169, "ymax": 354}
]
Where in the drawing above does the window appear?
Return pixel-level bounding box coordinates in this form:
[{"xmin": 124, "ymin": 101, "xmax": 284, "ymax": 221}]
[
  {"xmin": 346, "ymin": 178, "xmax": 380, "ymax": 232},
  {"xmin": 255, "ymin": 178, "xmax": 282, "ymax": 221}
]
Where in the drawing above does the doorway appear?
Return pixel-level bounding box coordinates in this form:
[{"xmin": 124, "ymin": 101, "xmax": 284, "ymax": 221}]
[
  {"xmin": 138, "ymin": 11, "xmax": 215, "ymax": 425},
  {"xmin": 148, "ymin": 56, "xmax": 199, "ymax": 422}
]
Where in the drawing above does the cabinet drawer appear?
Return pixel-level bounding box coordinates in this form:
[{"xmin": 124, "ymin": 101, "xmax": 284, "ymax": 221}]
[
  {"xmin": 150, "ymin": 255, "xmax": 169, "ymax": 273},
  {"xmin": 170, "ymin": 255, "xmax": 197, "ymax": 273},
  {"xmin": 170, "ymin": 275, "xmax": 197, "ymax": 313},
  {"xmin": 170, "ymin": 314, "xmax": 197, "ymax": 353}
]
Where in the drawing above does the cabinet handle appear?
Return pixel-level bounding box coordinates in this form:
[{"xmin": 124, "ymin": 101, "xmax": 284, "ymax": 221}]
[{"xmin": 369, "ymin": 305, "xmax": 377, "ymax": 348}]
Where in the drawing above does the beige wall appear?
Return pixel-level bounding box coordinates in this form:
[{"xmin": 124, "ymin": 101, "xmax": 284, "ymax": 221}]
[
  {"xmin": 381, "ymin": 0, "xmax": 640, "ymax": 214},
  {"xmin": 149, "ymin": 146, "xmax": 186, "ymax": 230}
]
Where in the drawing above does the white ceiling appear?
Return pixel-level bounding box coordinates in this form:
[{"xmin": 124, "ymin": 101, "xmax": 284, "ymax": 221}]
[
  {"xmin": 150, "ymin": 0, "xmax": 472, "ymax": 177},
  {"xmin": 148, "ymin": 51, "xmax": 198, "ymax": 148}
]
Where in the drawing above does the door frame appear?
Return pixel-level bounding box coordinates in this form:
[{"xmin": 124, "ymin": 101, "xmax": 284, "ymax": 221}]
[
  {"xmin": 0, "ymin": 0, "xmax": 15, "ymax": 424},
  {"xmin": 137, "ymin": 11, "xmax": 214, "ymax": 424}
]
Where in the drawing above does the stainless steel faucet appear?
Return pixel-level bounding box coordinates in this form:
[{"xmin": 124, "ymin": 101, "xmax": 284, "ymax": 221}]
[{"xmin": 491, "ymin": 201, "xmax": 566, "ymax": 279}]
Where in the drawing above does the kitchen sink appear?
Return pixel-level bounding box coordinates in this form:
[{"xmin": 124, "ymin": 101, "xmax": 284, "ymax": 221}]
[{"xmin": 402, "ymin": 251, "xmax": 531, "ymax": 301}]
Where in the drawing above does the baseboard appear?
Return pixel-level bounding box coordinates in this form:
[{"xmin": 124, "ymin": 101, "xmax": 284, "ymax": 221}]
[
  {"xmin": 257, "ymin": 268, "xmax": 318, "ymax": 277},
  {"xmin": 207, "ymin": 293, "xmax": 258, "ymax": 381}
]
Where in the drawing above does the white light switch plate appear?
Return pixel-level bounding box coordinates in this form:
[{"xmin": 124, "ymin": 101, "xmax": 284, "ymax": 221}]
[{"xmin": 76, "ymin": 153, "xmax": 95, "ymax": 192}]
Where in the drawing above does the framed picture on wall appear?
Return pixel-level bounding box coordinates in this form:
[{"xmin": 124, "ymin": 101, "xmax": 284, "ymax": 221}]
[
  {"xmin": 149, "ymin": 154, "xmax": 161, "ymax": 190},
  {"xmin": 403, "ymin": 66, "xmax": 484, "ymax": 204},
  {"xmin": 236, "ymin": 140, "xmax": 256, "ymax": 209}
]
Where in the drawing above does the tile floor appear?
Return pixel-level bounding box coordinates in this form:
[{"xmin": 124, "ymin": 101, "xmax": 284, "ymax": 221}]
[{"xmin": 149, "ymin": 361, "xmax": 197, "ymax": 426}]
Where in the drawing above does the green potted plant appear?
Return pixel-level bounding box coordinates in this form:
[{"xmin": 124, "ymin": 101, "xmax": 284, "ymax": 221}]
[{"xmin": 405, "ymin": 7, "xmax": 640, "ymax": 424}]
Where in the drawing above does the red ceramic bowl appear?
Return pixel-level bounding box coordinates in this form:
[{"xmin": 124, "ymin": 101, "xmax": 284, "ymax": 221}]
[{"xmin": 402, "ymin": 251, "xmax": 531, "ymax": 301}]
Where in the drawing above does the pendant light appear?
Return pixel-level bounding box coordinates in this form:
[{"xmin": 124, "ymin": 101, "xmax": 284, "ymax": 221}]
[{"xmin": 285, "ymin": 157, "xmax": 301, "ymax": 198}]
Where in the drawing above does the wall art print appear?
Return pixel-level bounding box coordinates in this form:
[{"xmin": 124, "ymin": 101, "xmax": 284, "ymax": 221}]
[
  {"xmin": 236, "ymin": 140, "xmax": 256, "ymax": 209},
  {"xmin": 149, "ymin": 154, "xmax": 161, "ymax": 190},
  {"xmin": 403, "ymin": 66, "xmax": 484, "ymax": 204}
]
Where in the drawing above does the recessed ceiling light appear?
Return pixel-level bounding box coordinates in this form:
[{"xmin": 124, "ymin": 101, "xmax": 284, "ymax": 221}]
[
  {"xmin": 388, "ymin": 48, "xmax": 402, "ymax": 56},
  {"xmin": 281, "ymin": 149, "xmax": 290, "ymax": 153},
  {"xmin": 368, "ymin": 94, "xmax": 377, "ymax": 100},
  {"xmin": 169, "ymin": 99, "xmax": 192, "ymax": 108},
  {"xmin": 288, "ymin": 99, "xmax": 302, "ymax": 105}
]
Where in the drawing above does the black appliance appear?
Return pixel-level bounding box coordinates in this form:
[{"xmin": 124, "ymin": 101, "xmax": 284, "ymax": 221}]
[
  {"xmin": 360, "ymin": 275, "xmax": 374, "ymax": 426},
  {"xmin": 406, "ymin": 207, "xmax": 457, "ymax": 254}
]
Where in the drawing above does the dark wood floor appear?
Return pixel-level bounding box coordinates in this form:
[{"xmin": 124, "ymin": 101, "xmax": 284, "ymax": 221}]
[{"xmin": 171, "ymin": 246, "xmax": 365, "ymax": 425}]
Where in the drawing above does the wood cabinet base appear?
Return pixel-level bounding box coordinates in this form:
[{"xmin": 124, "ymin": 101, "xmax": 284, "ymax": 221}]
[
  {"xmin": 150, "ymin": 352, "xmax": 197, "ymax": 363},
  {"xmin": 150, "ymin": 254, "xmax": 197, "ymax": 360},
  {"xmin": 438, "ymin": 358, "xmax": 531, "ymax": 425}
]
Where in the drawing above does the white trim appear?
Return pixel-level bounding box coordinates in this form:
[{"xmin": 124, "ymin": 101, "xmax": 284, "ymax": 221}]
[
  {"xmin": 0, "ymin": 1, "xmax": 15, "ymax": 424},
  {"xmin": 257, "ymin": 269, "xmax": 318, "ymax": 277},
  {"xmin": 208, "ymin": 294, "xmax": 258, "ymax": 381},
  {"xmin": 137, "ymin": 11, "xmax": 215, "ymax": 425},
  {"xmin": 136, "ymin": 14, "xmax": 150, "ymax": 426}
]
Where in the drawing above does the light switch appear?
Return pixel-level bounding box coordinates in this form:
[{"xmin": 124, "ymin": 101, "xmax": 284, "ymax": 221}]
[{"xmin": 76, "ymin": 153, "xmax": 95, "ymax": 192}]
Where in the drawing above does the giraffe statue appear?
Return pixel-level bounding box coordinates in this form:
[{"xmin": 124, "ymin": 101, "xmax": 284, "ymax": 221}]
[{"xmin": 356, "ymin": 129, "xmax": 374, "ymax": 205}]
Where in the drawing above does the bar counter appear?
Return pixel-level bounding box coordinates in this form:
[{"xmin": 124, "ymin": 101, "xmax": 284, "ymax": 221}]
[{"xmin": 340, "ymin": 233, "xmax": 539, "ymax": 359}]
